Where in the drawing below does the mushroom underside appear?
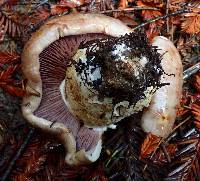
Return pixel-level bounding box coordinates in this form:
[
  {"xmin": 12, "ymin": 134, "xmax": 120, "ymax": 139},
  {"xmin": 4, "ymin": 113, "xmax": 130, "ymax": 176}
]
[{"xmin": 34, "ymin": 33, "xmax": 108, "ymax": 151}]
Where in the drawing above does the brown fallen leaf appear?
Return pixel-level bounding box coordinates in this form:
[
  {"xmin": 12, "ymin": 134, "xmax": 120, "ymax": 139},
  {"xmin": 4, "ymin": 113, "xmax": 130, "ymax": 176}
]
[
  {"xmin": 192, "ymin": 103, "xmax": 200, "ymax": 131},
  {"xmin": 181, "ymin": 2, "xmax": 200, "ymax": 34},
  {"xmin": 0, "ymin": 65, "xmax": 17, "ymax": 80},
  {"xmin": 137, "ymin": 0, "xmax": 163, "ymax": 8},
  {"xmin": 0, "ymin": 51, "xmax": 20, "ymax": 65},
  {"xmin": 194, "ymin": 73, "xmax": 200, "ymax": 93},
  {"xmin": 4, "ymin": 0, "xmax": 19, "ymax": 7},
  {"xmin": 140, "ymin": 9, "xmax": 164, "ymax": 40},
  {"xmin": 59, "ymin": 0, "xmax": 85, "ymax": 8},
  {"xmin": 10, "ymin": 136, "xmax": 48, "ymax": 181},
  {"xmin": 140, "ymin": 133, "xmax": 161, "ymax": 159},
  {"xmin": 181, "ymin": 14, "xmax": 200, "ymax": 34},
  {"xmin": 0, "ymin": 83, "xmax": 26, "ymax": 97},
  {"xmin": 0, "ymin": 8, "xmax": 23, "ymax": 37},
  {"xmin": 0, "ymin": 65, "xmax": 27, "ymax": 97},
  {"xmin": 27, "ymin": 7, "xmax": 50, "ymax": 27},
  {"xmin": 50, "ymin": 4, "xmax": 69, "ymax": 15},
  {"xmin": 142, "ymin": 0, "xmax": 162, "ymax": 4}
]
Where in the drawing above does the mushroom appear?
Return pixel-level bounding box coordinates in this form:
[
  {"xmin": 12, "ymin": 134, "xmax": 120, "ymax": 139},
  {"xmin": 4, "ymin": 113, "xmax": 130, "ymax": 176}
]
[
  {"xmin": 21, "ymin": 13, "xmax": 182, "ymax": 165},
  {"xmin": 22, "ymin": 13, "xmax": 133, "ymax": 165}
]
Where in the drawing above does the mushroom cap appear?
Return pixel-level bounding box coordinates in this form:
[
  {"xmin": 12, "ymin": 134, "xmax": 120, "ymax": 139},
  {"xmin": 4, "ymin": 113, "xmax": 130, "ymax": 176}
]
[
  {"xmin": 21, "ymin": 13, "xmax": 132, "ymax": 165},
  {"xmin": 141, "ymin": 36, "xmax": 183, "ymax": 137}
]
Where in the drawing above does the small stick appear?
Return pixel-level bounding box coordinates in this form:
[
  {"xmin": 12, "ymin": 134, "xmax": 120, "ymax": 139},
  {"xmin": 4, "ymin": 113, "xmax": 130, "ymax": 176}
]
[
  {"xmin": 166, "ymin": 0, "xmax": 170, "ymax": 34},
  {"xmin": 133, "ymin": 8, "xmax": 189, "ymax": 31},
  {"xmin": 1, "ymin": 128, "xmax": 34, "ymax": 181},
  {"xmin": 161, "ymin": 143, "xmax": 171, "ymax": 162},
  {"xmin": 183, "ymin": 62, "xmax": 200, "ymax": 80},
  {"xmin": 167, "ymin": 116, "xmax": 191, "ymax": 139},
  {"xmin": 100, "ymin": 6, "xmax": 159, "ymax": 14},
  {"xmin": 170, "ymin": 23, "xmax": 175, "ymax": 42}
]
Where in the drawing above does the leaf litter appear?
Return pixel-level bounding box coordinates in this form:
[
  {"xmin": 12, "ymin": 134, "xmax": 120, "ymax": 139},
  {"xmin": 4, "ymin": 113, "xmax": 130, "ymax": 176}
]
[{"xmin": 0, "ymin": 0, "xmax": 200, "ymax": 181}]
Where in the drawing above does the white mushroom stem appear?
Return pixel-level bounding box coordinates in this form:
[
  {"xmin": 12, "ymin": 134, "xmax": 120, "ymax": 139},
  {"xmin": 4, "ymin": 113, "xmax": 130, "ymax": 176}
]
[{"xmin": 141, "ymin": 36, "xmax": 183, "ymax": 137}]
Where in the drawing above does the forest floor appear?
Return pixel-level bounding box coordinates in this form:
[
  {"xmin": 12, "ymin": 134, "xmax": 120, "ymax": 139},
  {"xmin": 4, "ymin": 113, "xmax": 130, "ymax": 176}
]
[{"xmin": 0, "ymin": 0, "xmax": 200, "ymax": 181}]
